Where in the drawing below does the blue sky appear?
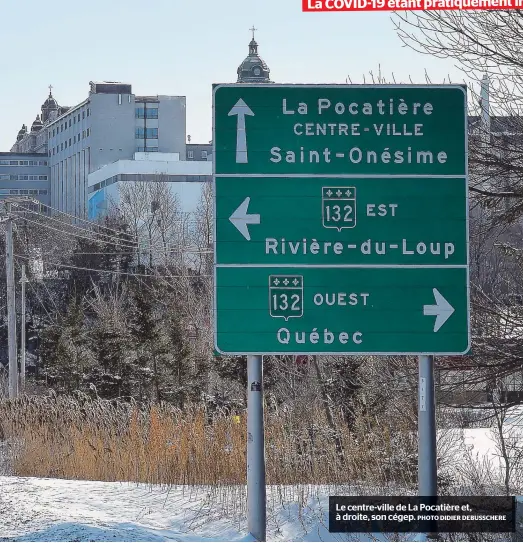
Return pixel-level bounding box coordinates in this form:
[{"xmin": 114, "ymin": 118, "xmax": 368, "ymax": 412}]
[{"xmin": 0, "ymin": 0, "xmax": 466, "ymax": 151}]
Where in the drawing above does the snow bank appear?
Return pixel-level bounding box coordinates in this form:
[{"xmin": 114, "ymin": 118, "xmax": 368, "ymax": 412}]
[{"xmin": 0, "ymin": 477, "xmax": 423, "ymax": 542}]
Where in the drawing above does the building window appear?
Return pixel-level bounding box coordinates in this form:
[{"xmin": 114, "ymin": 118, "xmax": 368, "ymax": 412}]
[
  {"xmin": 146, "ymin": 147, "xmax": 159, "ymax": 152},
  {"xmin": 201, "ymin": 151, "xmax": 208, "ymax": 159},
  {"xmin": 20, "ymin": 190, "xmax": 28, "ymax": 195},
  {"xmin": 9, "ymin": 160, "xmax": 18, "ymax": 165},
  {"xmin": 87, "ymin": 108, "xmax": 90, "ymax": 116},
  {"xmin": 19, "ymin": 175, "xmax": 28, "ymax": 180},
  {"xmin": 39, "ymin": 175, "xmax": 48, "ymax": 180},
  {"xmin": 61, "ymin": 143, "xmax": 64, "ymax": 151},
  {"xmin": 61, "ymin": 124, "xmax": 63, "ymax": 132},
  {"xmin": 74, "ymin": 135, "xmax": 76, "ymax": 143},
  {"xmin": 82, "ymin": 111, "xmax": 85, "ymax": 119},
  {"xmin": 9, "ymin": 190, "xmax": 18, "ymax": 195},
  {"xmin": 38, "ymin": 190, "xmax": 48, "ymax": 195},
  {"xmin": 69, "ymin": 138, "xmax": 71, "ymax": 146},
  {"xmin": 78, "ymin": 133, "xmax": 81, "ymax": 141},
  {"xmin": 136, "ymin": 127, "xmax": 158, "ymax": 138},
  {"xmin": 65, "ymin": 141, "xmax": 68, "ymax": 149},
  {"xmin": 78, "ymin": 114, "xmax": 80, "ymax": 122},
  {"xmin": 87, "ymin": 128, "xmax": 90, "ymax": 137},
  {"xmin": 53, "ymin": 129, "xmax": 55, "ymax": 137},
  {"xmin": 82, "ymin": 131, "xmax": 85, "ymax": 139},
  {"xmin": 69, "ymin": 119, "xmax": 72, "ymax": 127},
  {"xmin": 187, "ymin": 150, "xmax": 194, "ymax": 159},
  {"xmin": 19, "ymin": 160, "xmax": 28, "ymax": 166},
  {"xmin": 136, "ymin": 107, "xmax": 158, "ymax": 119}
]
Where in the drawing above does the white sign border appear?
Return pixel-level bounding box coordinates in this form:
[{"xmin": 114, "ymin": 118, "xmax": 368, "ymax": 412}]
[{"xmin": 212, "ymin": 83, "xmax": 470, "ymax": 356}]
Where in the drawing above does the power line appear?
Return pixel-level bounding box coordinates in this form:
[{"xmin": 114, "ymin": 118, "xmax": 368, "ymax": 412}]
[
  {"xmin": 14, "ymin": 210, "xmax": 206, "ymax": 253},
  {"xmin": 40, "ymin": 200, "xmax": 199, "ymax": 241},
  {"xmin": 68, "ymin": 249, "xmax": 212, "ymax": 256},
  {"xmin": 14, "ymin": 254, "xmax": 212, "ymax": 278},
  {"xmin": 11, "ymin": 203, "xmax": 140, "ymax": 248},
  {"xmin": 31, "ymin": 200, "xmax": 143, "ymax": 239},
  {"xmin": 14, "ymin": 215, "xmax": 144, "ymax": 250},
  {"xmin": 13, "ymin": 204, "xmax": 138, "ymax": 251}
]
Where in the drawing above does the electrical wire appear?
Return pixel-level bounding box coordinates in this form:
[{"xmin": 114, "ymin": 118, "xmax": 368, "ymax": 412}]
[
  {"xmin": 13, "ymin": 209, "xmax": 142, "ymax": 250},
  {"xmin": 40, "ymin": 200, "xmax": 199, "ymax": 241},
  {"xmin": 14, "ymin": 208, "xmax": 207, "ymax": 254},
  {"xmin": 25, "ymin": 200, "xmax": 145, "ymax": 239},
  {"xmin": 14, "ymin": 254, "xmax": 212, "ymax": 278},
  {"xmin": 14, "ymin": 214, "xmax": 147, "ymax": 251},
  {"xmin": 67, "ymin": 249, "xmax": 212, "ymax": 256},
  {"xmin": 26, "ymin": 276, "xmax": 56, "ymax": 322},
  {"xmin": 11, "ymin": 203, "xmax": 140, "ymax": 248}
]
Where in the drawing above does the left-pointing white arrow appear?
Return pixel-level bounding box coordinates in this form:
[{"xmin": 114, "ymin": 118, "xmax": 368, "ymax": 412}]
[
  {"xmin": 228, "ymin": 98, "xmax": 254, "ymax": 164},
  {"xmin": 423, "ymin": 288, "xmax": 455, "ymax": 333},
  {"xmin": 229, "ymin": 197, "xmax": 260, "ymax": 241}
]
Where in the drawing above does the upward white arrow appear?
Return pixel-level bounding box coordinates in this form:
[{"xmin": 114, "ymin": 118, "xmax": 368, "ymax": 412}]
[
  {"xmin": 228, "ymin": 98, "xmax": 254, "ymax": 163},
  {"xmin": 229, "ymin": 197, "xmax": 260, "ymax": 241},
  {"xmin": 423, "ymin": 288, "xmax": 455, "ymax": 333}
]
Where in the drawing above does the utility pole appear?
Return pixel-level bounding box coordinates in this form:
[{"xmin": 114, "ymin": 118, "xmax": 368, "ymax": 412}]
[
  {"xmin": 5, "ymin": 202, "xmax": 18, "ymax": 398},
  {"xmin": 20, "ymin": 264, "xmax": 27, "ymax": 394}
]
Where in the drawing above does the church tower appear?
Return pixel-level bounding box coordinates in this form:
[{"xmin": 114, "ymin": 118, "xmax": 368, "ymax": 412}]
[{"xmin": 237, "ymin": 27, "xmax": 272, "ymax": 83}]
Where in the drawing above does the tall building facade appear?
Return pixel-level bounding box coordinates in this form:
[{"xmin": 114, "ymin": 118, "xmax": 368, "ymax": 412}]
[
  {"xmin": 7, "ymin": 82, "xmax": 187, "ymax": 217},
  {"xmin": 47, "ymin": 82, "xmax": 186, "ymax": 218}
]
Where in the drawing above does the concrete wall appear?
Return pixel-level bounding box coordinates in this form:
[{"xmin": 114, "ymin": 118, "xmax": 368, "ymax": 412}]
[{"xmin": 157, "ymin": 96, "xmax": 186, "ymax": 158}]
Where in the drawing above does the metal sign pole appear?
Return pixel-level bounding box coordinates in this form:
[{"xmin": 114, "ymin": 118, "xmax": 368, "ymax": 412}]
[
  {"xmin": 247, "ymin": 354, "xmax": 266, "ymax": 542},
  {"xmin": 419, "ymin": 355, "xmax": 438, "ymax": 539},
  {"xmin": 418, "ymin": 355, "xmax": 437, "ymax": 495}
]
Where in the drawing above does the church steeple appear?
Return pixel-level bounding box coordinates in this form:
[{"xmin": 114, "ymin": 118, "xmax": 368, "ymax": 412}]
[
  {"xmin": 41, "ymin": 85, "xmax": 59, "ymax": 123},
  {"xmin": 237, "ymin": 26, "xmax": 272, "ymax": 84},
  {"xmin": 249, "ymin": 26, "xmax": 258, "ymax": 55}
]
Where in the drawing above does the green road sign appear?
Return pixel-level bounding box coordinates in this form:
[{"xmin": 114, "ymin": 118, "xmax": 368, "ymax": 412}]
[
  {"xmin": 213, "ymin": 84, "xmax": 469, "ymax": 355},
  {"xmin": 216, "ymin": 267, "xmax": 468, "ymax": 355},
  {"xmin": 216, "ymin": 176, "xmax": 467, "ymax": 266}
]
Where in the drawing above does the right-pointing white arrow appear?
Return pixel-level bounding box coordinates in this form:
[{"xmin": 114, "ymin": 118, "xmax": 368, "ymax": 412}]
[
  {"xmin": 229, "ymin": 197, "xmax": 260, "ymax": 241},
  {"xmin": 424, "ymin": 288, "xmax": 455, "ymax": 333}
]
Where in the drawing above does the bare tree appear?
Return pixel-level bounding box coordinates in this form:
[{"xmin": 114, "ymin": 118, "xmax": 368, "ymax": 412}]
[{"xmin": 393, "ymin": 10, "xmax": 523, "ymax": 223}]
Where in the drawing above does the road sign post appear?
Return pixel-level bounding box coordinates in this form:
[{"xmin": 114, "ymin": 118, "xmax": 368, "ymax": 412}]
[
  {"xmin": 247, "ymin": 355, "xmax": 266, "ymax": 542},
  {"xmin": 213, "ymin": 84, "xmax": 469, "ymax": 537}
]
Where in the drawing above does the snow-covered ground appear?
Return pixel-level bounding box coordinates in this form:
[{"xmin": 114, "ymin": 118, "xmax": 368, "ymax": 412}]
[
  {"xmin": 0, "ymin": 421, "xmax": 522, "ymax": 541},
  {"xmin": 0, "ymin": 477, "xmax": 425, "ymax": 542}
]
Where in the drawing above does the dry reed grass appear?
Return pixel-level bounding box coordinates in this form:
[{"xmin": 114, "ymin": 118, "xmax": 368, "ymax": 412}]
[{"xmin": 0, "ymin": 395, "xmax": 417, "ymax": 488}]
